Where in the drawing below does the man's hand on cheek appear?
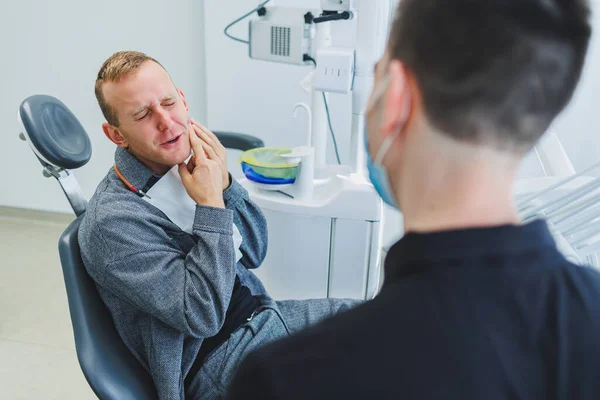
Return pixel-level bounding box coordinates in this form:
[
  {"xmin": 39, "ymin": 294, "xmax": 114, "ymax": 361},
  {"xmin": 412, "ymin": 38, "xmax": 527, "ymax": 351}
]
[
  {"xmin": 178, "ymin": 129, "xmax": 225, "ymax": 208},
  {"xmin": 190, "ymin": 119, "xmax": 231, "ymax": 190},
  {"xmin": 185, "ymin": 122, "xmax": 210, "ymax": 173},
  {"xmin": 185, "ymin": 124, "xmax": 197, "ymax": 173}
]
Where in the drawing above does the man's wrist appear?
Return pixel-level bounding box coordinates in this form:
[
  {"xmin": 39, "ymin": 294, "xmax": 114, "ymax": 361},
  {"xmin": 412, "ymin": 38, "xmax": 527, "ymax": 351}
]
[
  {"xmin": 193, "ymin": 194, "xmax": 225, "ymax": 209},
  {"xmin": 223, "ymin": 173, "xmax": 232, "ymax": 191},
  {"xmin": 198, "ymin": 200, "xmax": 225, "ymax": 209},
  {"xmin": 193, "ymin": 204, "xmax": 233, "ymax": 234}
]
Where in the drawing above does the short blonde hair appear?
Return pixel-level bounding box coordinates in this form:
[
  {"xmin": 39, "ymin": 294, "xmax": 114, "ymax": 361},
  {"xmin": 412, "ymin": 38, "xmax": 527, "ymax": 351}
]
[{"xmin": 95, "ymin": 51, "xmax": 165, "ymax": 127}]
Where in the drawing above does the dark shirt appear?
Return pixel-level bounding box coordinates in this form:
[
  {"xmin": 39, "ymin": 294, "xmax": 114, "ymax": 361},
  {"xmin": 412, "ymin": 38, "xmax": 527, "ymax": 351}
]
[{"xmin": 227, "ymin": 220, "xmax": 600, "ymax": 400}]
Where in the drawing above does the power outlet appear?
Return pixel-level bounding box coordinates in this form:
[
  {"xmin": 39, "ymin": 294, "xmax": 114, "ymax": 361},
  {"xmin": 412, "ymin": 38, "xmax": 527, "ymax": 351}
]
[{"xmin": 314, "ymin": 47, "xmax": 355, "ymax": 94}]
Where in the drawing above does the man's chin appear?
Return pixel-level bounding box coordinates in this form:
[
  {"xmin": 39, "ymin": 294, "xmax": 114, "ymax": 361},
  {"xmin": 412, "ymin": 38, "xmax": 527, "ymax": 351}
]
[{"xmin": 171, "ymin": 148, "xmax": 193, "ymax": 166}]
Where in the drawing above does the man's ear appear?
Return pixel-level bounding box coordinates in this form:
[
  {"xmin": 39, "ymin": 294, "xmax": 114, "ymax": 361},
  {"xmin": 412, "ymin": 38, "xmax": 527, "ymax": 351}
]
[
  {"xmin": 177, "ymin": 88, "xmax": 189, "ymax": 112},
  {"xmin": 102, "ymin": 123, "xmax": 129, "ymax": 148},
  {"xmin": 382, "ymin": 60, "xmax": 412, "ymax": 137}
]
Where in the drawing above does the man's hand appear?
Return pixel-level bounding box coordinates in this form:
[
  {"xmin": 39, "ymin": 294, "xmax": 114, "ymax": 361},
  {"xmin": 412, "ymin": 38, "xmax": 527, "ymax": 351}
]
[
  {"xmin": 190, "ymin": 119, "xmax": 231, "ymax": 191},
  {"xmin": 178, "ymin": 125, "xmax": 225, "ymax": 208}
]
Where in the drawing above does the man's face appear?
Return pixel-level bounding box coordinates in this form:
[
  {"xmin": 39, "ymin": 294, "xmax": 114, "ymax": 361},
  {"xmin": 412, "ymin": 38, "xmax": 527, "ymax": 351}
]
[{"xmin": 102, "ymin": 61, "xmax": 191, "ymax": 174}]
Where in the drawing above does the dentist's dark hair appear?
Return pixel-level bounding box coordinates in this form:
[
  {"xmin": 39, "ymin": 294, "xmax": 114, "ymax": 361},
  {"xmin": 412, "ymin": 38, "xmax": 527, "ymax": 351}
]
[{"xmin": 389, "ymin": 0, "xmax": 592, "ymax": 153}]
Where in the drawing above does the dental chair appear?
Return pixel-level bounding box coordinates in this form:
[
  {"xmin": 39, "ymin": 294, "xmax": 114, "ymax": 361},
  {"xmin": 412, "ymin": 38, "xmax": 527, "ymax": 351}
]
[{"xmin": 18, "ymin": 94, "xmax": 264, "ymax": 400}]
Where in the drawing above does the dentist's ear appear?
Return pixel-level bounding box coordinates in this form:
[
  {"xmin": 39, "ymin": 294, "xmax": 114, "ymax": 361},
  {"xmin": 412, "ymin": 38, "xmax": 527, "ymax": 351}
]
[
  {"xmin": 103, "ymin": 123, "xmax": 129, "ymax": 148},
  {"xmin": 382, "ymin": 60, "xmax": 412, "ymax": 137}
]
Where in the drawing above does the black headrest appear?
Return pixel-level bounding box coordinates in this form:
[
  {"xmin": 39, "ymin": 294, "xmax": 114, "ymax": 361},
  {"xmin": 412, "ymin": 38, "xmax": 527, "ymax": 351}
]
[{"xmin": 19, "ymin": 95, "xmax": 92, "ymax": 170}]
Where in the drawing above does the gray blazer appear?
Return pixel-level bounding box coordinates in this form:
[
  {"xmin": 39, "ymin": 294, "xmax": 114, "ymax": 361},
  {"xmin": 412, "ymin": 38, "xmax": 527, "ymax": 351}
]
[{"xmin": 79, "ymin": 147, "xmax": 269, "ymax": 399}]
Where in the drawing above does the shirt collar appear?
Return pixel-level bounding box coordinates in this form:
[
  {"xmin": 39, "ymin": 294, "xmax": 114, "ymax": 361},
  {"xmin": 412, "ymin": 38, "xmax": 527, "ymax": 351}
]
[
  {"xmin": 114, "ymin": 146, "xmax": 163, "ymax": 192},
  {"xmin": 384, "ymin": 219, "xmax": 558, "ymax": 283}
]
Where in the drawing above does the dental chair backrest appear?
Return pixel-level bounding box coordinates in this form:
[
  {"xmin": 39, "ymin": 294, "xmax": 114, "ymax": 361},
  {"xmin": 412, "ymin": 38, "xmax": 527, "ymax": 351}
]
[
  {"xmin": 19, "ymin": 94, "xmax": 265, "ymax": 400},
  {"xmin": 19, "ymin": 95, "xmax": 158, "ymax": 399}
]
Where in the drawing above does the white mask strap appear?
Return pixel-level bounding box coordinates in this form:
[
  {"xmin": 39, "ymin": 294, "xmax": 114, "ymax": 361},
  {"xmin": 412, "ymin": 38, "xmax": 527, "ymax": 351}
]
[{"xmin": 374, "ymin": 83, "xmax": 411, "ymax": 166}]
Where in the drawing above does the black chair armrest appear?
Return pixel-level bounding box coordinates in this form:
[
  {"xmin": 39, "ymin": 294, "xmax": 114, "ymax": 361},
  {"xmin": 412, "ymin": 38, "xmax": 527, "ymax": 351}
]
[{"xmin": 214, "ymin": 131, "xmax": 264, "ymax": 152}]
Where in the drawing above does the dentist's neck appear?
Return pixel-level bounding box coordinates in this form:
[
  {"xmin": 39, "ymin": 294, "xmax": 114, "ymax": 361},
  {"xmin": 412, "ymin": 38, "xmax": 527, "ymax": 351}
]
[{"xmin": 395, "ymin": 128, "xmax": 521, "ymax": 234}]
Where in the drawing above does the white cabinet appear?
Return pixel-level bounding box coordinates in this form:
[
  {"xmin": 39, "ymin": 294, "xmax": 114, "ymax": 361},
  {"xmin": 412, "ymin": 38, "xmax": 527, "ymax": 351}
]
[
  {"xmin": 253, "ymin": 210, "xmax": 332, "ymax": 300},
  {"xmin": 242, "ymin": 173, "xmax": 384, "ymax": 300}
]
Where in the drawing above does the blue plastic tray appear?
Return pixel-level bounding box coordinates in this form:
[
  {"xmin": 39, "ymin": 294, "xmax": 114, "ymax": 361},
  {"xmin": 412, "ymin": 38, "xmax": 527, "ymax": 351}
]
[{"xmin": 241, "ymin": 162, "xmax": 296, "ymax": 185}]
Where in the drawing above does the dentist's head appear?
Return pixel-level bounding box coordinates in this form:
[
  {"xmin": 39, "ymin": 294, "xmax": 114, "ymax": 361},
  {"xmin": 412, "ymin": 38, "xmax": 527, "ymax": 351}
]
[{"xmin": 366, "ymin": 0, "xmax": 591, "ymax": 233}]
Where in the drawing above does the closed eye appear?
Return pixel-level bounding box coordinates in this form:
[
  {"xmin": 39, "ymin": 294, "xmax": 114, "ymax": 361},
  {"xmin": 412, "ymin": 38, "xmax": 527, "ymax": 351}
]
[
  {"xmin": 163, "ymin": 102, "xmax": 176, "ymax": 107},
  {"xmin": 135, "ymin": 112, "xmax": 149, "ymax": 121}
]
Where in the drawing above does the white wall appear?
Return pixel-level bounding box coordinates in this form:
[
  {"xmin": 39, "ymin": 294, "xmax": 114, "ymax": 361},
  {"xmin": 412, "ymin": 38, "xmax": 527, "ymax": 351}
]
[{"xmin": 0, "ymin": 0, "xmax": 208, "ymax": 214}]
